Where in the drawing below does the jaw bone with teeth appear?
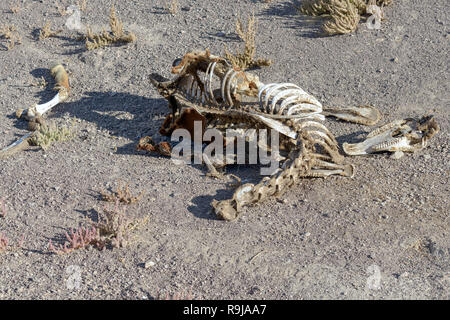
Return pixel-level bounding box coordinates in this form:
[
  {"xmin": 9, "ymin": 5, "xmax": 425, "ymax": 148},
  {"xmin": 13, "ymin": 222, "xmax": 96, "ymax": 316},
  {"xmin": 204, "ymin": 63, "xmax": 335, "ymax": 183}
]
[{"xmin": 343, "ymin": 116, "xmax": 440, "ymax": 156}]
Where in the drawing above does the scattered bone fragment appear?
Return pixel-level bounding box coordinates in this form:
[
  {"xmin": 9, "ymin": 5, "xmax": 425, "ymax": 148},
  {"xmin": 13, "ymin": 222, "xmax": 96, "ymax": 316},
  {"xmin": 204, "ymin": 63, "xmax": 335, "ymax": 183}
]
[
  {"xmin": 16, "ymin": 64, "xmax": 70, "ymax": 121},
  {"xmin": 323, "ymin": 105, "xmax": 380, "ymax": 125},
  {"xmin": 343, "ymin": 116, "xmax": 439, "ymax": 155},
  {"xmin": 0, "ymin": 65, "xmax": 70, "ymax": 159}
]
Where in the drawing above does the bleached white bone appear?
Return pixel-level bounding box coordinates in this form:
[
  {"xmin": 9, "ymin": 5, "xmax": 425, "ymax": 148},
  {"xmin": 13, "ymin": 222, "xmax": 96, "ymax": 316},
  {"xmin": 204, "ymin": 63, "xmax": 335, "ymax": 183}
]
[
  {"xmin": 25, "ymin": 93, "xmax": 62, "ymax": 120},
  {"xmin": 323, "ymin": 105, "xmax": 380, "ymax": 126},
  {"xmin": 19, "ymin": 64, "xmax": 70, "ymax": 121},
  {"xmin": 343, "ymin": 117, "xmax": 439, "ymax": 156}
]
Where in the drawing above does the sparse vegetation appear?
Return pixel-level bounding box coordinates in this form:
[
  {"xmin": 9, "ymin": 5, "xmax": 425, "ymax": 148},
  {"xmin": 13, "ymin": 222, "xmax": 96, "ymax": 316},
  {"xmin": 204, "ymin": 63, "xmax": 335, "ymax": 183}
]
[
  {"xmin": 49, "ymin": 200, "xmax": 148, "ymax": 254},
  {"xmin": 29, "ymin": 121, "xmax": 74, "ymax": 150},
  {"xmin": 298, "ymin": 0, "xmax": 394, "ymax": 35},
  {"xmin": 224, "ymin": 13, "xmax": 272, "ymax": 70},
  {"xmin": 10, "ymin": 1, "xmax": 21, "ymax": 14},
  {"xmin": 166, "ymin": 0, "xmax": 179, "ymax": 15},
  {"xmin": 38, "ymin": 22, "xmax": 63, "ymax": 40},
  {"xmin": 84, "ymin": 4, "xmax": 136, "ymax": 50},
  {"xmin": 78, "ymin": 0, "xmax": 87, "ymax": 12},
  {"xmin": 322, "ymin": 0, "xmax": 360, "ymax": 35},
  {"xmin": 0, "ymin": 233, "xmax": 24, "ymax": 253},
  {"xmin": 94, "ymin": 201, "xmax": 145, "ymax": 248},
  {"xmin": 100, "ymin": 181, "xmax": 145, "ymax": 204},
  {"xmin": 0, "ymin": 233, "xmax": 9, "ymax": 252},
  {"xmin": 31, "ymin": 76, "xmax": 48, "ymax": 89},
  {"xmin": 0, "ymin": 25, "xmax": 22, "ymax": 50},
  {"xmin": 49, "ymin": 226, "xmax": 103, "ymax": 254}
]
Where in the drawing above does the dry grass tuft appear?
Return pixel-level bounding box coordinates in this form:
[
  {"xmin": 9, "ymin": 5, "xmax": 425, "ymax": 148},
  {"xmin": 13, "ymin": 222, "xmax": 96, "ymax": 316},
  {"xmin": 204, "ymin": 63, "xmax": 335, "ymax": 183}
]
[
  {"xmin": 298, "ymin": 0, "xmax": 394, "ymax": 35},
  {"xmin": 224, "ymin": 13, "xmax": 272, "ymax": 70},
  {"xmin": 78, "ymin": 0, "xmax": 87, "ymax": 12},
  {"xmin": 0, "ymin": 233, "xmax": 9, "ymax": 252},
  {"xmin": 10, "ymin": 1, "xmax": 21, "ymax": 14},
  {"xmin": 0, "ymin": 25, "xmax": 22, "ymax": 50},
  {"xmin": 94, "ymin": 201, "xmax": 146, "ymax": 248},
  {"xmin": 31, "ymin": 76, "xmax": 48, "ymax": 88},
  {"xmin": 29, "ymin": 120, "xmax": 74, "ymax": 150},
  {"xmin": 299, "ymin": 0, "xmax": 331, "ymax": 16},
  {"xmin": 166, "ymin": 0, "xmax": 179, "ymax": 15},
  {"xmin": 49, "ymin": 200, "xmax": 148, "ymax": 254},
  {"xmin": 39, "ymin": 22, "xmax": 63, "ymax": 40},
  {"xmin": 0, "ymin": 232, "xmax": 24, "ymax": 253},
  {"xmin": 84, "ymin": 4, "xmax": 136, "ymax": 50},
  {"xmin": 49, "ymin": 226, "xmax": 103, "ymax": 254},
  {"xmin": 100, "ymin": 181, "xmax": 145, "ymax": 204},
  {"xmin": 322, "ymin": 0, "xmax": 360, "ymax": 35}
]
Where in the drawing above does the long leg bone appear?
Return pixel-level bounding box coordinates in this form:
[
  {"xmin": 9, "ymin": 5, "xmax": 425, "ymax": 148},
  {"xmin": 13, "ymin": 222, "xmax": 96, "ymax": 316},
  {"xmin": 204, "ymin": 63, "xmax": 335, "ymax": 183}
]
[{"xmin": 16, "ymin": 64, "xmax": 70, "ymax": 121}]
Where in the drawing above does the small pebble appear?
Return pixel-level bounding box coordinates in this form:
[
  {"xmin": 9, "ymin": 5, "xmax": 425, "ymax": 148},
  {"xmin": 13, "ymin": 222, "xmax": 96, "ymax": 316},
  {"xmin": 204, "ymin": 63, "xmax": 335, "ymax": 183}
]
[{"xmin": 390, "ymin": 151, "xmax": 404, "ymax": 160}]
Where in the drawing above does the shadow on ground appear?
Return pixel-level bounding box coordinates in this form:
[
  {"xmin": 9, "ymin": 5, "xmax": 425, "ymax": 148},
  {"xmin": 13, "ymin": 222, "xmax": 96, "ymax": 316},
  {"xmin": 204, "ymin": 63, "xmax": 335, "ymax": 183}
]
[{"xmin": 259, "ymin": 0, "xmax": 326, "ymax": 38}]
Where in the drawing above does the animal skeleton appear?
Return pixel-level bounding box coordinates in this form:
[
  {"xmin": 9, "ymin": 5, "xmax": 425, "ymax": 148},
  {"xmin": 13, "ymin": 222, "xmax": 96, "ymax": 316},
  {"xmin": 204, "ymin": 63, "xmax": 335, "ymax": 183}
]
[{"xmin": 148, "ymin": 50, "xmax": 439, "ymax": 221}]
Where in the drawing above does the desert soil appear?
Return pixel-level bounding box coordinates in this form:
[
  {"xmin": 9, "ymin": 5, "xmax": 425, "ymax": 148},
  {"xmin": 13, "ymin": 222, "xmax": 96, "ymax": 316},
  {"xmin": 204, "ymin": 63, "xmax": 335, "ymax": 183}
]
[{"xmin": 0, "ymin": 0, "xmax": 448, "ymax": 300}]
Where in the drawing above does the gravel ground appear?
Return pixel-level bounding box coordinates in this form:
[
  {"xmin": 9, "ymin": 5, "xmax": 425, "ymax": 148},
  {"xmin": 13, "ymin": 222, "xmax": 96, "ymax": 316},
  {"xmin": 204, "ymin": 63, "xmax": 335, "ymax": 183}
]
[{"xmin": 0, "ymin": 0, "xmax": 448, "ymax": 300}]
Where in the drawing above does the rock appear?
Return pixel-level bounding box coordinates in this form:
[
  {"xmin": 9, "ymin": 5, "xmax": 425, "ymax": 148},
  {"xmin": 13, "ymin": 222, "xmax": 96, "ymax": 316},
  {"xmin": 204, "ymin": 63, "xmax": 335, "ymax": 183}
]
[
  {"xmin": 144, "ymin": 261, "xmax": 155, "ymax": 269},
  {"xmin": 390, "ymin": 151, "xmax": 404, "ymax": 160}
]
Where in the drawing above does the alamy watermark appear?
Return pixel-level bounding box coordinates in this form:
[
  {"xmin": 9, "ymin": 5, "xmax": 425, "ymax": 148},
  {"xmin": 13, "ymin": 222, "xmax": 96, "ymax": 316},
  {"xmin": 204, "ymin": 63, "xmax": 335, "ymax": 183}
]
[
  {"xmin": 65, "ymin": 265, "xmax": 82, "ymax": 290},
  {"xmin": 65, "ymin": 5, "xmax": 83, "ymax": 31},
  {"xmin": 170, "ymin": 121, "xmax": 281, "ymax": 176},
  {"xmin": 366, "ymin": 264, "xmax": 381, "ymax": 290},
  {"xmin": 366, "ymin": 5, "xmax": 383, "ymax": 30}
]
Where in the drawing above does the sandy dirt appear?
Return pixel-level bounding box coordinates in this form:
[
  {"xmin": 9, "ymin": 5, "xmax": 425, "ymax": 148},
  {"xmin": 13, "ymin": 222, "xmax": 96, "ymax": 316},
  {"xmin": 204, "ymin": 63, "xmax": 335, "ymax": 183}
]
[{"xmin": 0, "ymin": 0, "xmax": 448, "ymax": 300}]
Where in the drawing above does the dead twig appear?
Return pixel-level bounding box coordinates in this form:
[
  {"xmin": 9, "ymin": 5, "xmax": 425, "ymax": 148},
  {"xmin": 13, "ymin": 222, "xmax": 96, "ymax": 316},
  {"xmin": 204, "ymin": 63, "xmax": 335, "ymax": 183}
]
[
  {"xmin": 83, "ymin": 4, "xmax": 136, "ymax": 50},
  {"xmin": 38, "ymin": 22, "xmax": 63, "ymax": 40},
  {"xmin": 224, "ymin": 13, "xmax": 272, "ymax": 70},
  {"xmin": 100, "ymin": 181, "xmax": 145, "ymax": 204}
]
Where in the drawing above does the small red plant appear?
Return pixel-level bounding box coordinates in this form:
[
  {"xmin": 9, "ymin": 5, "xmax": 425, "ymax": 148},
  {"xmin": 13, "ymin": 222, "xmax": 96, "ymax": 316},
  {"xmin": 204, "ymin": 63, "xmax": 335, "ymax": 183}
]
[
  {"xmin": 0, "ymin": 233, "xmax": 9, "ymax": 252},
  {"xmin": 49, "ymin": 226, "xmax": 104, "ymax": 254}
]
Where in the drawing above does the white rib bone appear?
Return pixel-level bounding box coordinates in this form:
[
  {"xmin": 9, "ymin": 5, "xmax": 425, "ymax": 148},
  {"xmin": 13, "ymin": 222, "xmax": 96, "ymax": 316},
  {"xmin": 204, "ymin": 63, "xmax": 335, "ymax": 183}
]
[
  {"xmin": 250, "ymin": 114, "xmax": 298, "ymax": 139},
  {"xmin": 207, "ymin": 62, "xmax": 218, "ymax": 104},
  {"xmin": 271, "ymin": 89, "xmax": 322, "ymax": 113},
  {"xmin": 221, "ymin": 69, "xmax": 235, "ymax": 107},
  {"xmin": 226, "ymin": 70, "xmax": 239, "ymax": 108}
]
